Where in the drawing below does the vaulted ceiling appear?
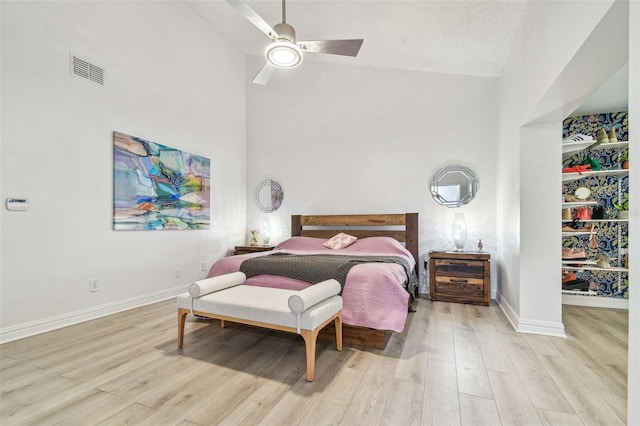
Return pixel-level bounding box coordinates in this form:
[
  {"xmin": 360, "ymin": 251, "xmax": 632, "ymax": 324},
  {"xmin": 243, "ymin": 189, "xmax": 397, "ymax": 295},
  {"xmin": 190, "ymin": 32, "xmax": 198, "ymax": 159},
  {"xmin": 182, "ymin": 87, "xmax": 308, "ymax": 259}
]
[
  {"xmin": 188, "ymin": 0, "xmax": 628, "ymax": 115},
  {"xmin": 188, "ymin": 0, "xmax": 526, "ymax": 77}
]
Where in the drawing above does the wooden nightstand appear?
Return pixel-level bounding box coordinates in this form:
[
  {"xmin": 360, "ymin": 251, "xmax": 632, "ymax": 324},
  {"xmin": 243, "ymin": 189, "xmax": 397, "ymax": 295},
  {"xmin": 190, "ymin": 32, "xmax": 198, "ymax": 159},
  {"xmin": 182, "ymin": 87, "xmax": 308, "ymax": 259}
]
[
  {"xmin": 428, "ymin": 251, "xmax": 490, "ymax": 305},
  {"xmin": 234, "ymin": 245, "xmax": 274, "ymax": 255}
]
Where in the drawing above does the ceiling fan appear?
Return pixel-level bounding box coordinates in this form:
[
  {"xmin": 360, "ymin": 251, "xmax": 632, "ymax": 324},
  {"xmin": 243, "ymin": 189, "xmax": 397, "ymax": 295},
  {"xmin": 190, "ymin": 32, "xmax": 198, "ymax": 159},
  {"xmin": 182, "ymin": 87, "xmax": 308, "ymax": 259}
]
[{"xmin": 226, "ymin": 0, "xmax": 364, "ymax": 85}]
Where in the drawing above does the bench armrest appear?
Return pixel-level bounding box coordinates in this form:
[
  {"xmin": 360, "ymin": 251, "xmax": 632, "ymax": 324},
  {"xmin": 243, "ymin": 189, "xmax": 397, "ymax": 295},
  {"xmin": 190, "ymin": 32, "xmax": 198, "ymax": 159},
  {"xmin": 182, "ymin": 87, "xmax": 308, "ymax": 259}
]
[
  {"xmin": 189, "ymin": 272, "xmax": 246, "ymax": 297},
  {"xmin": 288, "ymin": 279, "xmax": 341, "ymax": 314}
]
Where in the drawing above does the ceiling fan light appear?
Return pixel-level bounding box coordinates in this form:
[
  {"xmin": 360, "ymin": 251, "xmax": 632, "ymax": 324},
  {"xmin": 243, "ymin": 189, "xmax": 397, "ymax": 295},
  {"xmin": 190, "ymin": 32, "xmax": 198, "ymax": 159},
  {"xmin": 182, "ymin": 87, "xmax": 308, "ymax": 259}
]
[{"xmin": 265, "ymin": 41, "xmax": 302, "ymax": 68}]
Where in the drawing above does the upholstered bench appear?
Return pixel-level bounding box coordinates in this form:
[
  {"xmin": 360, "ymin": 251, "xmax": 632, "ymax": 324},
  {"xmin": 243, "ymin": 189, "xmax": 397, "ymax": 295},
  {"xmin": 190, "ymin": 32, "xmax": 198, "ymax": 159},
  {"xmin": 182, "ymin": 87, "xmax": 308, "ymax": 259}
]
[{"xmin": 176, "ymin": 272, "xmax": 343, "ymax": 382}]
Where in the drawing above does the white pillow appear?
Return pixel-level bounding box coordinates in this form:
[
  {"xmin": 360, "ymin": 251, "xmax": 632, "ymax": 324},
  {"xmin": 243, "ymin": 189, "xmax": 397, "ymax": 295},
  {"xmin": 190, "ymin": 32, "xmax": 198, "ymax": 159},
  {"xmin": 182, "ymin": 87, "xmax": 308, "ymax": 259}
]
[
  {"xmin": 189, "ymin": 272, "xmax": 246, "ymax": 297},
  {"xmin": 323, "ymin": 233, "xmax": 357, "ymax": 250},
  {"xmin": 288, "ymin": 279, "xmax": 341, "ymax": 313}
]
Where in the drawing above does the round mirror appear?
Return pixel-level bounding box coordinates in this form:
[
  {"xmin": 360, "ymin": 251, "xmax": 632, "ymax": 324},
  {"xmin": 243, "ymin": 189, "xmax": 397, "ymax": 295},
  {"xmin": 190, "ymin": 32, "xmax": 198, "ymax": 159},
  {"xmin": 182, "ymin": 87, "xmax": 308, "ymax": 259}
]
[
  {"xmin": 255, "ymin": 180, "xmax": 283, "ymax": 212},
  {"xmin": 431, "ymin": 165, "xmax": 478, "ymax": 208}
]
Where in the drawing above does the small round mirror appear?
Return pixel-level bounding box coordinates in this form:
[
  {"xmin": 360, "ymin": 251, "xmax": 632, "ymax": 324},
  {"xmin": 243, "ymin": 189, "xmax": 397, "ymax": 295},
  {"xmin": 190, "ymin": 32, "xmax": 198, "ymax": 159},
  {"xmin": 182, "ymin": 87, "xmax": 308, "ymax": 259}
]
[
  {"xmin": 431, "ymin": 165, "xmax": 478, "ymax": 208},
  {"xmin": 255, "ymin": 180, "xmax": 283, "ymax": 212}
]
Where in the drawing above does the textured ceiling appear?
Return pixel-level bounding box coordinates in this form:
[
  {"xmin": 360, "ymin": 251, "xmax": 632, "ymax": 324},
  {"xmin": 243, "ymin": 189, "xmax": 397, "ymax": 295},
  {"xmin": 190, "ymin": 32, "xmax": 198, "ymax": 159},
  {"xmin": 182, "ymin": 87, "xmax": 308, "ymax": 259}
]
[
  {"xmin": 188, "ymin": 0, "xmax": 627, "ymax": 114},
  {"xmin": 188, "ymin": 0, "xmax": 527, "ymax": 77}
]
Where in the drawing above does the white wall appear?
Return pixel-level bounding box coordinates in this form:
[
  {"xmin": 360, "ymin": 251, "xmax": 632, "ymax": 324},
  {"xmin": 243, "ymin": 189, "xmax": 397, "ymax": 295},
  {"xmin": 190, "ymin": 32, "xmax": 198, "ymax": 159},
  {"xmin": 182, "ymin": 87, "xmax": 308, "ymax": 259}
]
[
  {"xmin": 627, "ymin": 1, "xmax": 639, "ymax": 422},
  {"xmin": 496, "ymin": 0, "xmax": 624, "ymax": 334},
  {"xmin": 244, "ymin": 58, "xmax": 499, "ymax": 294},
  {"xmin": 498, "ymin": 0, "xmax": 637, "ymax": 414},
  {"xmin": 0, "ymin": 1, "xmax": 247, "ymax": 342}
]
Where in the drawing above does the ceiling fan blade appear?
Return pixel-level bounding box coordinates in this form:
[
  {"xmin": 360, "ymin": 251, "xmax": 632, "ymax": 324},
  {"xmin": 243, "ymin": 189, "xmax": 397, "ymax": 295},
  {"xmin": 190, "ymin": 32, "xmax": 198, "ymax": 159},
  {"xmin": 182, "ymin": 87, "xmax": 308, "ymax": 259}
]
[
  {"xmin": 226, "ymin": 0, "xmax": 277, "ymax": 39},
  {"xmin": 298, "ymin": 39, "xmax": 364, "ymax": 57},
  {"xmin": 252, "ymin": 62, "xmax": 276, "ymax": 85}
]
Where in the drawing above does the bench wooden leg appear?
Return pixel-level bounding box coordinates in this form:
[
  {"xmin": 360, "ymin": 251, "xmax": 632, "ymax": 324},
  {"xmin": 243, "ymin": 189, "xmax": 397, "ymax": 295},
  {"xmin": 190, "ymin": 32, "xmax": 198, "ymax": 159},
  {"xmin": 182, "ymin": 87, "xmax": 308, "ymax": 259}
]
[
  {"xmin": 178, "ymin": 308, "xmax": 189, "ymax": 348},
  {"xmin": 334, "ymin": 312, "xmax": 343, "ymax": 351},
  {"xmin": 301, "ymin": 311, "xmax": 343, "ymax": 381},
  {"xmin": 300, "ymin": 329, "xmax": 318, "ymax": 382}
]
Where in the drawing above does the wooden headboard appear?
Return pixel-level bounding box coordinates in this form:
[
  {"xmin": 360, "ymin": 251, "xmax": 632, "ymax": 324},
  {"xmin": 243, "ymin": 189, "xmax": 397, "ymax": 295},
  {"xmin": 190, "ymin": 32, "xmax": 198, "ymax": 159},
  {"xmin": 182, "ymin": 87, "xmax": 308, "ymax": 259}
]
[{"xmin": 291, "ymin": 213, "xmax": 419, "ymax": 265}]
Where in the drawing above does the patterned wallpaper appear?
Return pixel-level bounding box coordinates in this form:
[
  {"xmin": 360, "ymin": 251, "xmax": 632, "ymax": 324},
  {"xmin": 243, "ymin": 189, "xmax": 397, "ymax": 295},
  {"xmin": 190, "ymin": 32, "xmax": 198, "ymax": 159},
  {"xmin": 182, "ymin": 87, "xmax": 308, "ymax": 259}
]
[
  {"xmin": 563, "ymin": 111, "xmax": 629, "ymax": 141},
  {"xmin": 562, "ymin": 111, "xmax": 629, "ymax": 299}
]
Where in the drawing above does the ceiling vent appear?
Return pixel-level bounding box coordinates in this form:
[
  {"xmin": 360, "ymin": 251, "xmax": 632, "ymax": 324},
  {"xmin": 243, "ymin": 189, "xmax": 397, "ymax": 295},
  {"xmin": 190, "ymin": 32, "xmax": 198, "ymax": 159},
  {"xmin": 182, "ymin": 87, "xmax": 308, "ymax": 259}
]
[{"xmin": 71, "ymin": 55, "xmax": 104, "ymax": 85}]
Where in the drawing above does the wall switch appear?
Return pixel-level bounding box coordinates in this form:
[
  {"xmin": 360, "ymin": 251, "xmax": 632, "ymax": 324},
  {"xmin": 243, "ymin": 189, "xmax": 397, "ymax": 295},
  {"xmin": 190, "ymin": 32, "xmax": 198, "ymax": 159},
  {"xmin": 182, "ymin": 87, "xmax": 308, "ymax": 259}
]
[
  {"xmin": 89, "ymin": 279, "xmax": 99, "ymax": 292},
  {"xmin": 201, "ymin": 261, "xmax": 207, "ymax": 272},
  {"xmin": 175, "ymin": 268, "xmax": 182, "ymax": 278},
  {"xmin": 6, "ymin": 198, "xmax": 29, "ymax": 211}
]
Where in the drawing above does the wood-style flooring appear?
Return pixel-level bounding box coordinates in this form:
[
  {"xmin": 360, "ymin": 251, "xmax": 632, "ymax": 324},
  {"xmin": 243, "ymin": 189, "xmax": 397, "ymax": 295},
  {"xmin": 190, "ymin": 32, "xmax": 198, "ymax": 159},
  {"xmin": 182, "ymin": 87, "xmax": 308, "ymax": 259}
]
[{"xmin": 0, "ymin": 298, "xmax": 628, "ymax": 425}]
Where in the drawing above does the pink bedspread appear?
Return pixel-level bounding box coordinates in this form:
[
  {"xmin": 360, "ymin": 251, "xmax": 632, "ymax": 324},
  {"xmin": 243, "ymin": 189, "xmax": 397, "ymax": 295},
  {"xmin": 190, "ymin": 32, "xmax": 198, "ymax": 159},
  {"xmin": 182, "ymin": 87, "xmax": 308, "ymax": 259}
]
[{"xmin": 208, "ymin": 236, "xmax": 415, "ymax": 332}]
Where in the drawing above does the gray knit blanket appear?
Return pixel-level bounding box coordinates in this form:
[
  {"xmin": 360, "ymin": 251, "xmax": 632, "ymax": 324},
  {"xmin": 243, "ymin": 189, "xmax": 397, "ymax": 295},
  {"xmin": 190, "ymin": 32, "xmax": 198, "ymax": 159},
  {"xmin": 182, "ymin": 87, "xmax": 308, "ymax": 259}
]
[{"xmin": 239, "ymin": 252, "xmax": 417, "ymax": 298}]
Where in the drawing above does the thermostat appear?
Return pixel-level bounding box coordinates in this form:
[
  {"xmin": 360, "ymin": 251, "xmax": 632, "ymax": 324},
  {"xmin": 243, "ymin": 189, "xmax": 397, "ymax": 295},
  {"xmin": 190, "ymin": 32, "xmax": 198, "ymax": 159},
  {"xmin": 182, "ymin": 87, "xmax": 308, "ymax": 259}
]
[{"xmin": 6, "ymin": 198, "xmax": 29, "ymax": 211}]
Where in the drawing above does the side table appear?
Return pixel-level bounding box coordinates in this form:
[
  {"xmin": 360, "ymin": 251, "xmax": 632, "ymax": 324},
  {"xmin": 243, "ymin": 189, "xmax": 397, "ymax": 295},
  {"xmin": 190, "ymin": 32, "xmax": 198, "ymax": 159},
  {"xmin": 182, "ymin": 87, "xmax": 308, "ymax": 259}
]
[
  {"xmin": 234, "ymin": 245, "xmax": 274, "ymax": 255},
  {"xmin": 428, "ymin": 251, "xmax": 490, "ymax": 305}
]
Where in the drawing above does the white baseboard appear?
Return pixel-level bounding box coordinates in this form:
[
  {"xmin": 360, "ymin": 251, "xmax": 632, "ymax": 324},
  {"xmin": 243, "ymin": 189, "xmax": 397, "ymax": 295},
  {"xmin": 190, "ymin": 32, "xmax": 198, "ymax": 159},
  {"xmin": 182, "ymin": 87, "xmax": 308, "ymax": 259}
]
[
  {"xmin": 0, "ymin": 285, "xmax": 187, "ymax": 344},
  {"xmin": 562, "ymin": 294, "xmax": 629, "ymax": 309},
  {"xmin": 516, "ymin": 317, "xmax": 566, "ymax": 337},
  {"xmin": 496, "ymin": 292, "xmax": 566, "ymax": 338},
  {"xmin": 496, "ymin": 293, "xmax": 520, "ymax": 331}
]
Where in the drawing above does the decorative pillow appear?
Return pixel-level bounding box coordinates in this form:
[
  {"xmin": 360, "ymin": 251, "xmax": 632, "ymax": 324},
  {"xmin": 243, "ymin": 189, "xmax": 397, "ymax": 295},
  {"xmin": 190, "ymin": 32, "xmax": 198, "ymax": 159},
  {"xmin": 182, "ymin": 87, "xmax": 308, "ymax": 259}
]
[
  {"xmin": 275, "ymin": 236, "xmax": 327, "ymax": 251},
  {"xmin": 323, "ymin": 233, "xmax": 357, "ymax": 250}
]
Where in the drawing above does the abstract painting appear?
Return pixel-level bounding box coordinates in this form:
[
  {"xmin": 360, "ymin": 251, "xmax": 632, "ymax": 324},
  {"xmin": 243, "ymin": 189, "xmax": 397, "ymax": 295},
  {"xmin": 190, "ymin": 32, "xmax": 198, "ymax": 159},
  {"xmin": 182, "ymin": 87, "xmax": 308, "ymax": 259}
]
[{"xmin": 113, "ymin": 131, "xmax": 210, "ymax": 230}]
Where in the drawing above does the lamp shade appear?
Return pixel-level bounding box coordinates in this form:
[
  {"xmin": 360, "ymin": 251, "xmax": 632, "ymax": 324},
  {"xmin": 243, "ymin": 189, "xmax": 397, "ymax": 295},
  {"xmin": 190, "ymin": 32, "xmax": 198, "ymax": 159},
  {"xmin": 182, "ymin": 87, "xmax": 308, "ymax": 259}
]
[
  {"xmin": 451, "ymin": 212, "xmax": 467, "ymax": 251},
  {"xmin": 260, "ymin": 216, "xmax": 272, "ymax": 245}
]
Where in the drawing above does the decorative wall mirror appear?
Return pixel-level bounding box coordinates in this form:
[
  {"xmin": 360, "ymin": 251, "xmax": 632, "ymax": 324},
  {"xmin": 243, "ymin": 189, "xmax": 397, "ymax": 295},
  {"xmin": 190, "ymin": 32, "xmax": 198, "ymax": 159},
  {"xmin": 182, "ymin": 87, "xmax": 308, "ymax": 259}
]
[
  {"xmin": 255, "ymin": 180, "xmax": 283, "ymax": 212},
  {"xmin": 431, "ymin": 165, "xmax": 478, "ymax": 208}
]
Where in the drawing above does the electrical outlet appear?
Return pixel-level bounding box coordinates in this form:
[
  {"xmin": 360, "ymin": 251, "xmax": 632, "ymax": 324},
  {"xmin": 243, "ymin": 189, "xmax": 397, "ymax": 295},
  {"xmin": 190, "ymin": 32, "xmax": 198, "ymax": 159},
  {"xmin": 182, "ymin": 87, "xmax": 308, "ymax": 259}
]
[
  {"xmin": 175, "ymin": 268, "xmax": 182, "ymax": 278},
  {"xmin": 89, "ymin": 279, "xmax": 99, "ymax": 292},
  {"xmin": 201, "ymin": 261, "xmax": 207, "ymax": 272}
]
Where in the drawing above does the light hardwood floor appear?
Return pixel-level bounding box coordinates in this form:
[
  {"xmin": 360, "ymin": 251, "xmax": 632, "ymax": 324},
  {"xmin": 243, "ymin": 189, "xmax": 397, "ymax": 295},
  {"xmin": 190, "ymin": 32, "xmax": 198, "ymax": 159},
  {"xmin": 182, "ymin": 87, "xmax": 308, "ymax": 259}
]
[{"xmin": 0, "ymin": 298, "xmax": 627, "ymax": 425}]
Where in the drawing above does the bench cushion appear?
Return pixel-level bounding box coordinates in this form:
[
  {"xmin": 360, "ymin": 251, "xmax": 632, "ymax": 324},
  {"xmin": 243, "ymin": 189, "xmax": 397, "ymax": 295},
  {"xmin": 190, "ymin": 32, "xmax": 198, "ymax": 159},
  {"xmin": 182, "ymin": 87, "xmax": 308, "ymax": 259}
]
[{"xmin": 177, "ymin": 285, "xmax": 342, "ymax": 331}]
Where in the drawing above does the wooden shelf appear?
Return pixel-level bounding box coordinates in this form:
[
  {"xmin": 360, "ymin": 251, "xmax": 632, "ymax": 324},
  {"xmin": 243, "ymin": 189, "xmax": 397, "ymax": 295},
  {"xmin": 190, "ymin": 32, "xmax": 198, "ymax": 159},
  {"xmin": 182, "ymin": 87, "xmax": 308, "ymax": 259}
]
[
  {"xmin": 562, "ymin": 169, "xmax": 628, "ymax": 182},
  {"xmin": 562, "ymin": 265, "xmax": 628, "ymax": 273},
  {"xmin": 562, "ymin": 292, "xmax": 629, "ymax": 309},
  {"xmin": 562, "ymin": 140, "xmax": 594, "ymax": 158},
  {"xmin": 562, "ymin": 140, "xmax": 628, "ymax": 159},
  {"xmin": 562, "ymin": 289, "xmax": 598, "ymax": 296},
  {"xmin": 562, "ymin": 259, "xmax": 597, "ymax": 266},
  {"xmin": 561, "ymin": 201, "xmax": 599, "ymax": 209},
  {"xmin": 590, "ymin": 141, "xmax": 629, "ymax": 150},
  {"xmin": 561, "ymin": 218, "xmax": 629, "ymax": 223}
]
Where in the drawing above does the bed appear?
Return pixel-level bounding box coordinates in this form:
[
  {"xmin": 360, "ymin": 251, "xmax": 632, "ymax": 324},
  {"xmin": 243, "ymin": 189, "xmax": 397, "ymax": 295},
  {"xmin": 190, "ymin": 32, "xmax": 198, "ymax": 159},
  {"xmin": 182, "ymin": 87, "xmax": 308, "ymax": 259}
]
[{"xmin": 207, "ymin": 213, "xmax": 418, "ymax": 349}]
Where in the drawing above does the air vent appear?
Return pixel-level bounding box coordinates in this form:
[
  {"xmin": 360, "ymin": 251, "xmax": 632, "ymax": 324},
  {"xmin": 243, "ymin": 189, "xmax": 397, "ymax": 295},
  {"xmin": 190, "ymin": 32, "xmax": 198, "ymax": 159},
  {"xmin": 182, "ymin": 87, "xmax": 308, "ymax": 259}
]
[
  {"xmin": 89, "ymin": 63, "xmax": 104, "ymax": 85},
  {"xmin": 72, "ymin": 55, "xmax": 104, "ymax": 85}
]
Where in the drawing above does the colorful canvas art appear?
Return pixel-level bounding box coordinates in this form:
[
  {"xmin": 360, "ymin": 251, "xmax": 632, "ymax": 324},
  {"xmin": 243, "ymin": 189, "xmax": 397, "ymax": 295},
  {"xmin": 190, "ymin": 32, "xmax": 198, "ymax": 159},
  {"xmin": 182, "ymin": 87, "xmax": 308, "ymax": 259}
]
[{"xmin": 113, "ymin": 132, "xmax": 210, "ymax": 230}]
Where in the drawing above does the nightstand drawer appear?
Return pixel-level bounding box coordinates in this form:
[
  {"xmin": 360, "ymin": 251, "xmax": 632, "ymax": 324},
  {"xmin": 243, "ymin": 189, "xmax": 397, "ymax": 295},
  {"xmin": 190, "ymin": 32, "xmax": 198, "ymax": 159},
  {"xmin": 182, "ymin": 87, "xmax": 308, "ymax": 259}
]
[
  {"xmin": 434, "ymin": 277, "xmax": 484, "ymax": 296},
  {"xmin": 434, "ymin": 259, "xmax": 484, "ymax": 278},
  {"xmin": 435, "ymin": 275, "xmax": 484, "ymax": 286}
]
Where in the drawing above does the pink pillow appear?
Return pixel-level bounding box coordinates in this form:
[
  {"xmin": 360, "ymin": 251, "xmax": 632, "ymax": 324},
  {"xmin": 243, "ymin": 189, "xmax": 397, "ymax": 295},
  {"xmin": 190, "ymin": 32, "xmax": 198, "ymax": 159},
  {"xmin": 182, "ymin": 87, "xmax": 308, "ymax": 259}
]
[{"xmin": 323, "ymin": 233, "xmax": 358, "ymax": 250}]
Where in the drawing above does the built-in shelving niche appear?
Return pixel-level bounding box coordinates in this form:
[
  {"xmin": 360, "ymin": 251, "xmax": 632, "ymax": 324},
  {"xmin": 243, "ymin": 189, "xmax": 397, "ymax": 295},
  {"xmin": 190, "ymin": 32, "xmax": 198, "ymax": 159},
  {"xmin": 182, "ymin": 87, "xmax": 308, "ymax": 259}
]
[{"xmin": 561, "ymin": 111, "xmax": 629, "ymax": 309}]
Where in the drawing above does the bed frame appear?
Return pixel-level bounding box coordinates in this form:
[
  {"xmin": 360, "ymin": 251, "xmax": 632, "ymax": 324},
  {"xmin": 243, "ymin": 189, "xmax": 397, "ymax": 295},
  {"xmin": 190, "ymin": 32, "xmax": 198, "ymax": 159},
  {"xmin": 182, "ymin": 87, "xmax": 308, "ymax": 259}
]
[{"xmin": 291, "ymin": 213, "xmax": 418, "ymax": 349}]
